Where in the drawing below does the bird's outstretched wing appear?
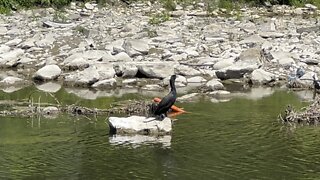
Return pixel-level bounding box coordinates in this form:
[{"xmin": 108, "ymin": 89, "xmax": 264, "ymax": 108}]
[{"xmin": 154, "ymin": 93, "xmax": 176, "ymax": 115}]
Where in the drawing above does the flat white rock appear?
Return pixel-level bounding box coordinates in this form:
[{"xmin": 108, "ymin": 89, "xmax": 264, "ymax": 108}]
[{"xmin": 109, "ymin": 116, "xmax": 172, "ymax": 134}]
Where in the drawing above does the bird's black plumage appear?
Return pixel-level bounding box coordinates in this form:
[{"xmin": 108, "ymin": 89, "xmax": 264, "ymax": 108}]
[
  {"xmin": 313, "ymin": 74, "xmax": 320, "ymax": 90},
  {"xmin": 154, "ymin": 75, "xmax": 177, "ymax": 119}
]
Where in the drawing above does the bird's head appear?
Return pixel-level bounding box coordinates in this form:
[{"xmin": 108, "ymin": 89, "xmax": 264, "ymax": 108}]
[{"xmin": 170, "ymin": 75, "xmax": 177, "ymax": 81}]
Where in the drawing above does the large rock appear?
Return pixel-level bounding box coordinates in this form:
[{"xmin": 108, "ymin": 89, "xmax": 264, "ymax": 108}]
[
  {"xmin": 0, "ymin": 45, "xmax": 10, "ymax": 54},
  {"xmin": 0, "ymin": 26, "xmax": 7, "ymax": 35},
  {"xmin": 239, "ymin": 34, "xmax": 265, "ymax": 46},
  {"xmin": 187, "ymin": 76, "xmax": 207, "ymax": 83},
  {"xmin": 114, "ymin": 52, "xmax": 132, "ymax": 62},
  {"xmin": 63, "ymin": 50, "xmax": 115, "ymax": 65},
  {"xmin": 114, "ymin": 63, "xmax": 138, "ymax": 78},
  {"xmin": 33, "ymin": 65, "xmax": 62, "ymax": 81},
  {"xmin": 250, "ymin": 69, "xmax": 276, "ymax": 85},
  {"xmin": 96, "ymin": 63, "xmax": 116, "ymax": 80},
  {"xmin": 92, "ymin": 78, "xmax": 117, "ymax": 89},
  {"xmin": 35, "ymin": 33, "xmax": 55, "ymax": 48},
  {"xmin": 123, "ymin": 39, "xmax": 150, "ymax": 57},
  {"xmin": 64, "ymin": 66, "xmax": 100, "ymax": 86},
  {"xmin": 206, "ymin": 79, "xmax": 224, "ymax": 90},
  {"xmin": 136, "ymin": 62, "xmax": 176, "ymax": 79},
  {"xmin": 109, "ymin": 116, "xmax": 172, "ymax": 135},
  {"xmin": 213, "ymin": 58, "xmax": 234, "ymax": 70},
  {"xmin": 216, "ymin": 48, "xmax": 262, "ymax": 80},
  {"xmin": 175, "ymin": 65, "xmax": 201, "ymax": 76},
  {"xmin": 63, "ymin": 57, "xmax": 89, "ymax": 70},
  {"xmin": 0, "ymin": 49, "xmax": 24, "ymax": 66},
  {"xmin": 270, "ymin": 51, "xmax": 295, "ymax": 67},
  {"xmin": 0, "ymin": 76, "xmax": 25, "ymax": 85}
]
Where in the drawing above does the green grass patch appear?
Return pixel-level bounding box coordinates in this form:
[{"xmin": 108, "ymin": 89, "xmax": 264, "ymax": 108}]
[{"xmin": 148, "ymin": 11, "xmax": 170, "ymax": 25}]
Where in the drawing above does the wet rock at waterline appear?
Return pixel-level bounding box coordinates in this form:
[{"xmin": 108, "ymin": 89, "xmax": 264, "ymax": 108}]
[
  {"xmin": 92, "ymin": 78, "xmax": 117, "ymax": 89},
  {"xmin": 249, "ymin": 69, "xmax": 277, "ymax": 85},
  {"xmin": 64, "ymin": 66, "xmax": 100, "ymax": 86},
  {"xmin": 205, "ymin": 79, "xmax": 225, "ymax": 91},
  {"xmin": 0, "ymin": 76, "xmax": 25, "ymax": 85},
  {"xmin": 33, "ymin": 65, "xmax": 62, "ymax": 81},
  {"xmin": 109, "ymin": 116, "xmax": 172, "ymax": 135}
]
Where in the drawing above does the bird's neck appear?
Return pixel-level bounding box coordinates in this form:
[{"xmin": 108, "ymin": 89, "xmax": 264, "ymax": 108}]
[{"xmin": 170, "ymin": 80, "xmax": 176, "ymax": 93}]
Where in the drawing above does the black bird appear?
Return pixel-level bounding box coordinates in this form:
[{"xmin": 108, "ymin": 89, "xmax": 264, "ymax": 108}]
[
  {"xmin": 154, "ymin": 75, "xmax": 177, "ymax": 120},
  {"xmin": 313, "ymin": 74, "xmax": 320, "ymax": 90}
]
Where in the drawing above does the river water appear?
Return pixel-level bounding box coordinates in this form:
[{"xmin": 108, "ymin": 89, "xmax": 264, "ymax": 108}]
[{"xmin": 1, "ymin": 86, "xmax": 320, "ymax": 179}]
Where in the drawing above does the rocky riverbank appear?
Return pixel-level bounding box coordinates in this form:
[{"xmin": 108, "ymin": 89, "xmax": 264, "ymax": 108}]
[{"xmin": 1, "ymin": 1, "xmax": 320, "ymax": 100}]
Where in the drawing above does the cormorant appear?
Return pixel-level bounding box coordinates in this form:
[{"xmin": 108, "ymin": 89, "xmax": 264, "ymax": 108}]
[
  {"xmin": 154, "ymin": 75, "xmax": 177, "ymax": 120},
  {"xmin": 313, "ymin": 74, "xmax": 320, "ymax": 90}
]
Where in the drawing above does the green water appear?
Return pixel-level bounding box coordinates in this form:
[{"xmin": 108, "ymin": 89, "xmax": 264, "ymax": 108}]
[{"xmin": 1, "ymin": 87, "xmax": 320, "ymax": 179}]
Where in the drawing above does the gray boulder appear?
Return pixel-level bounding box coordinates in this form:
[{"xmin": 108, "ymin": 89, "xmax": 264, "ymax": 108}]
[
  {"xmin": 64, "ymin": 57, "xmax": 89, "ymax": 70},
  {"xmin": 187, "ymin": 76, "xmax": 207, "ymax": 83},
  {"xmin": 0, "ymin": 76, "xmax": 25, "ymax": 85},
  {"xmin": 114, "ymin": 64, "xmax": 138, "ymax": 78},
  {"xmin": 0, "ymin": 49, "xmax": 24, "ymax": 66},
  {"xmin": 123, "ymin": 39, "xmax": 150, "ymax": 57},
  {"xmin": 0, "ymin": 45, "xmax": 10, "ymax": 54},
  {"xmin": 250, "ymin": 69, "xmax": 276, "ymax": 85},
  {"xmin": 34, "ymin": 65, "xmax": 62, "ymax": 81},
  {"xmin": 114, "ymin": 52, "xmax": 132, "ymax": 62},
  {"xmin": 96, "ymin": 64, "xmax": 116, "ymax": 80},
  {"xmin": 136, "ymin": 62, "xmax": 176, "ymax": 79},
  {"xmin": 213, "ymin": 59, "xmax": 234, "ymax": 70},
  {"xmin": 175, "ymin": 65, "xmax": 201, "ymax": 76},
  {"xmin": 92, "ymin": 78, "xmax": 117, "ymax": 88},
  {"xmin": 109, "ymin": 116, "xmax": 172, "ymax": 135},
  {"xmin": 64, "ymin": 66, "xmax": 100, "ymax": 86},
  {"xmin": 206, "ymin": 79, "xmax": 224, "ymax": 90},
  {"xmin": 216, "ymin": 48, "xmax": 262, "ymax": 80}
]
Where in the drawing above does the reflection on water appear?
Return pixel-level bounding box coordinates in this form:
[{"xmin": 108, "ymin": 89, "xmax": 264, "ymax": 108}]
[
  {"xmin": 1, "ymin": 87, "xmax": 320, "ymax": 179},
  {"xmin": 109, "ymin": 134, "xmax": 171, "ymax": 148},
  {"xmin": 36, "ymin": 82, "xmax": 62, "ymax": 93},
  {"xmin": 1, "ymin": 85, "xmax": 27, "ymax": 93}
]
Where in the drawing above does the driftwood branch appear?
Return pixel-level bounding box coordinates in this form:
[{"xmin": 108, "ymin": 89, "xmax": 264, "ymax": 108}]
[{"xmin": 280, "ymin": 97, "xmax": 320, "ymax": 125}]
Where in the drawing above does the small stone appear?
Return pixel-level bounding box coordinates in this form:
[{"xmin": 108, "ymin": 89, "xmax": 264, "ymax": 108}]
[
  {"xmin": 85, "ymin": 3, "xmax": 94, "ymax": 10},
  {"xmin": 42, "ymin": 106, "xmax": 59, "ymax": 115},
  {"xmin": 305, "ymin": 4, "xmax": 317, "ymax": 11}
]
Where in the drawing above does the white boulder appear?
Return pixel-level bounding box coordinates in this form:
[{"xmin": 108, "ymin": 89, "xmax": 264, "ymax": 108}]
[{"xmin": 109, "ymin": 116, "xmax": 172, "ymax": 134}]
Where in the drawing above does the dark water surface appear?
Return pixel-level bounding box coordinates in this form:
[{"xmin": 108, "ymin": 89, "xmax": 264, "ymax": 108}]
[{"xmin": 1, "ymin": 86, "xmax": 320, "ymax": 179}]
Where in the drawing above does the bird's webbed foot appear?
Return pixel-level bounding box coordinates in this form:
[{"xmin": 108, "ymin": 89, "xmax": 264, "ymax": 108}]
[{"xmin": 155, "ymin": 113, "xmax": 166, "ymax": 121}]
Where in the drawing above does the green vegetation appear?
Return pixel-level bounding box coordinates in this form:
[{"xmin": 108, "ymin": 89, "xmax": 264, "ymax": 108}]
[
  {"xmin": 1, "ymin": 0, "xmax": 320, "ymax": 14},
  {"xmin": 148, "ymin": 11, "xmax": 170, "ymax": 25}
]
